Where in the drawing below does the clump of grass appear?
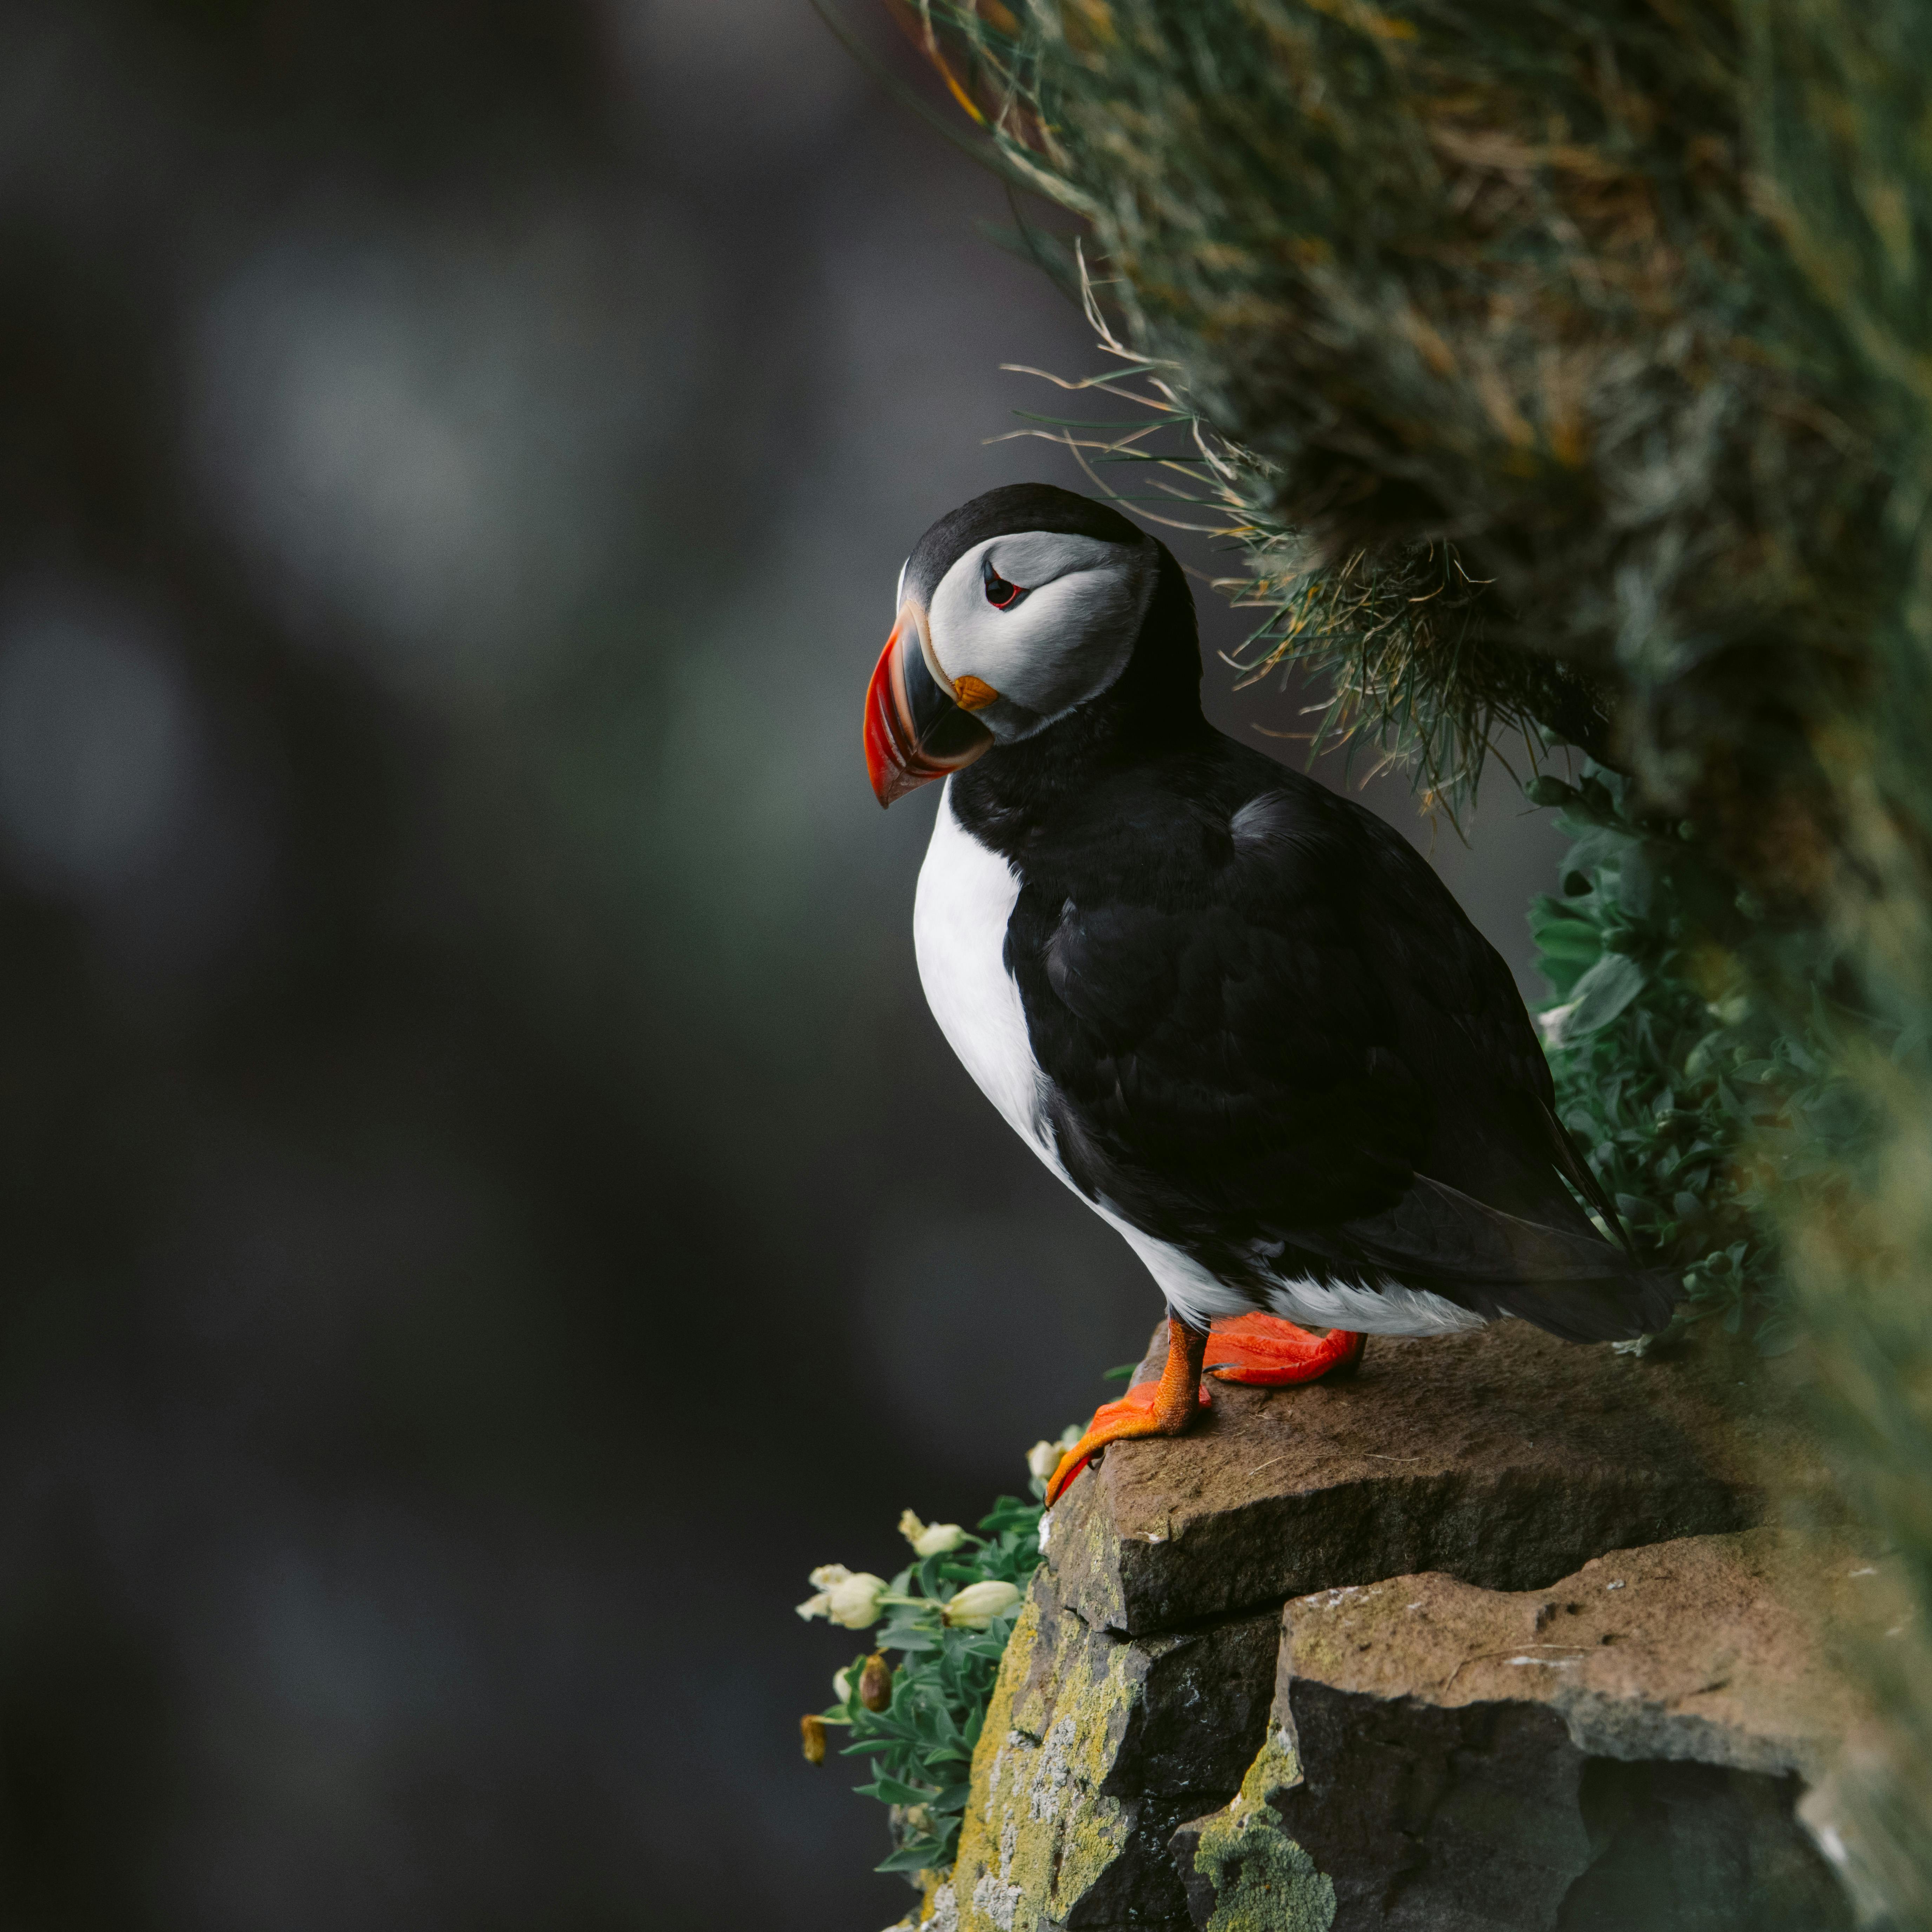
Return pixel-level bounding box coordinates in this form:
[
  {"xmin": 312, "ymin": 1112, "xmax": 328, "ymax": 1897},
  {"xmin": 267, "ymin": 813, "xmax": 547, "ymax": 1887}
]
[
  {"xmin": 989, "ymin": 269, "xmax": 1589, "ymax": 813},
  {"xmin": 903, "ymin": 0, "xmax": 1886, "ymax": 876}
]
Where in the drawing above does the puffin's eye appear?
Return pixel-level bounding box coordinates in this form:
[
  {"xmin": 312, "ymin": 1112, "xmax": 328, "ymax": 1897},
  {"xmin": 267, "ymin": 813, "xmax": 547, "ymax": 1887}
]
[{"xmin": 982, "ymin": 557, "xmax": 1027, "ymax": 610}]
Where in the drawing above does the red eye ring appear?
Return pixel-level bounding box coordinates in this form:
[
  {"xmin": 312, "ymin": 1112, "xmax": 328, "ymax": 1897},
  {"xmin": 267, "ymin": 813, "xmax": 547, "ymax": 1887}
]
[{"xmin": 981, "ymin": 557, "xmax": 1027, "ymax": 610}]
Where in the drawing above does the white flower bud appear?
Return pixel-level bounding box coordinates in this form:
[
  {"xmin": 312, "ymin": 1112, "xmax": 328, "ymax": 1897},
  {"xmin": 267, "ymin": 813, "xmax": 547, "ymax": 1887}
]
[
  {"xmin": 798, "ymin": 1563, "xmax": 889, "ymax": 1629},
  {"xmin": 832, "ymin": 1667, "xmax": 852, "ymax": 1704},
  {"xmin": 899, "ymin": 1510, "xmax": 966, "ymax": 1556},
  {"xmin": 830, "ymin": 1575, "xmax": 887, "ymax": 1627},
  {"xmin": 942, "ymin": 1579, "xmax": 1022, "ymax": 1628},
  {"xmin": 1025, "ymin": 1440, "xmax": 1062, "ymax": 1482}
]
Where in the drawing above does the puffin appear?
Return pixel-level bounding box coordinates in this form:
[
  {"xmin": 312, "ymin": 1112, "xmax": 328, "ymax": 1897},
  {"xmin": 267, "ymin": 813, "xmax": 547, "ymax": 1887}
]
[{"xmin": 863, "ymin": 483, "xmax": 1677, "ymax": 1507}]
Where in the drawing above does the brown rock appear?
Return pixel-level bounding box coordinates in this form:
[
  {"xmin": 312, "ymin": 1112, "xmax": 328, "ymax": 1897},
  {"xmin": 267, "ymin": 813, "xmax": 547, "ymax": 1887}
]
[
  {"xmin": 1044, "ymin": 1320, "xmax": 1828, "ymax": 1637},
  {"xmin": 1162, "ymin": 1528, "xmax": 1892, "ymax": 1930},
  {"xmin": 935, "ymin": 1588, "xmax": 1281, "ymax": 1932},
  {"xmin": 925, "ymin": 1323, "xmax": 1864, "ymax": 1932},
  {"xmin": 1281, "ymin": 1526, "xmax": 1895, "ymax": 1780}
]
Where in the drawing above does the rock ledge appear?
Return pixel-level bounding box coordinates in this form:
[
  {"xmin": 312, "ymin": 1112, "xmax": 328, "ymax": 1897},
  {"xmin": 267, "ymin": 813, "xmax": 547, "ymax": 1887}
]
[{"xmin": 907, "ymin": 1324, "xmax": 1876, "ymax": 1932}]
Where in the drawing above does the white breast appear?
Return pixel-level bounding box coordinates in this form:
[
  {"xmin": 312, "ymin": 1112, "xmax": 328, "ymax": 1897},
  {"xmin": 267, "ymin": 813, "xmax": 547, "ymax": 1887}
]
[{"xmin": 913, "ymin": 782, "xmax": 1050, "ymax": 1156}]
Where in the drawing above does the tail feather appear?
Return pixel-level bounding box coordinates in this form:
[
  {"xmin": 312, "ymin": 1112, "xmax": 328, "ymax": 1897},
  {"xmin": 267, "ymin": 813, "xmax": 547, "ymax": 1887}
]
[
  {"xmin": 1541, "ymin": 1097, "xmax": 1642, "ymax": 1266},
  {"xmin": 1297, "ymin": 1175, "xmax": 1683, "ymax": 1344}
]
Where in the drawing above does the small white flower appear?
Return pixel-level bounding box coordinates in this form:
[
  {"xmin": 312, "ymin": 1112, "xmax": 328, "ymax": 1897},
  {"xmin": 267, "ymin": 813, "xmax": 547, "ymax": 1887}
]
[
  {"xmin": 899, "ymin": 1510, "xmax": 966, "ymax": 1556},
  {"xmin": 1535, "ymin": 1001, "xmax": 1578, "ymax": 1048},
  {"xmin": 831, "ymin": 1582, "xmax": 884, "ymax": 1628},
  {"xmin": 796, "ymin": 1564, "xmax": 890, "ymax": 1629},
  {"xmin": 943, "ymin": 1579, "xmax": 1022, "ymax": 1628},
  {"xmin": 825, "ymin": 1573, "xmax": 889, "ymax": 1628},
  {"xmin": 833, "ymin": 1667, "xmax": 852, "ymax": 1703}
]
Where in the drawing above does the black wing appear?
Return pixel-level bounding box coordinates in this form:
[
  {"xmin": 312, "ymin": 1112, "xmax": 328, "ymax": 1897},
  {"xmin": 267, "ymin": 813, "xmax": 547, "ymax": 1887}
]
[{"xmin": 1005, "ymin": 760, "xmax": 1674, "ymax": 1342}]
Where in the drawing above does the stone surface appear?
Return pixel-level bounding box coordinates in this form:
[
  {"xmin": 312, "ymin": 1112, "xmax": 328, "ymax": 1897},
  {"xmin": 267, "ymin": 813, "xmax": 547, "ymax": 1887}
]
[
  {"xmin": 912, "ymin": 1325, "xmax": 1868, "ymax": 1932},
  {"xmin": 1277, "ymin": 1527, "xmax": 1899, "ymax": 1781},
  {"xmin": 1168, "ymin": 1528, "xmax": 1891, "ymax": 1930},
  {"xmin": 1044, "ymin": 1321, "xmax": 1829, "ymax": 1638},
  {"xmin": 925, "ymin": 1585, "xmax": 1282, "ymax": 1931}
]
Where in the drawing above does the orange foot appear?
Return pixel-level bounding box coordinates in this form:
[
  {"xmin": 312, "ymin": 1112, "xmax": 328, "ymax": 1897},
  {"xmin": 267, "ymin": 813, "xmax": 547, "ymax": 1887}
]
[
  {"xmin": 1206, "ymin": 1311, "xmax": 1365, "ymax": 1385},
  {"xmin": 1046, "ymin": 1315, "xmax": 1209, "ymax": 1506}
]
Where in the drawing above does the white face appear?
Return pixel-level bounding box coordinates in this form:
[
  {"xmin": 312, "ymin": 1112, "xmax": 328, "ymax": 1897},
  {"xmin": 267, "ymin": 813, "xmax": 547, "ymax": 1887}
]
[{"xmin": 916, "ymin": 530, "xmax": 1158, "ymax": 741}]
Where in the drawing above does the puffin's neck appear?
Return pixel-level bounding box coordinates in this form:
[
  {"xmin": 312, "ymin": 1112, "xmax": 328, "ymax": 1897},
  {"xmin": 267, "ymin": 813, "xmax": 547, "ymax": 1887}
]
[{"xmin": 950, "ymin": 551, "xmax": 1209, "ymax": 860}]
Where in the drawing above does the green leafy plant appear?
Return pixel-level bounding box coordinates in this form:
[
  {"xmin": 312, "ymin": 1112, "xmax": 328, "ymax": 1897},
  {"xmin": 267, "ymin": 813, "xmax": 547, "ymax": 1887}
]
[
  {"xmin": 1525, "ymin": 762, "xmax": 1871, "ymax": 1356},
  {"xmin": 798, "ymin": 1434, "xmax": 1078, "ymax": 1875}
]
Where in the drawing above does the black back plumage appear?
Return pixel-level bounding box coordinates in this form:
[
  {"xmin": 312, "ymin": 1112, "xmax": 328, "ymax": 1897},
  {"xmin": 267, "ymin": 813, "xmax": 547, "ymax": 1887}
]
[{"xmin": 946, "ymin": 512, "xmax": 1677, "ymax": 1344}]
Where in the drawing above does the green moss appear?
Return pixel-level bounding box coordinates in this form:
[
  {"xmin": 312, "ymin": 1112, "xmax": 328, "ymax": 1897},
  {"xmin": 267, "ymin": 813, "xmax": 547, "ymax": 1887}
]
[
  {"xmin": 1193, "ymin": 1807, "xmax": 1336, "ymax": 1932},
  {"xmin": 1235, "ymin": 1725, "xmax": 1304, "ymax": 1811},
  {"xmin": 1188, "ymin": 1725, "xmax": 1335, "ymax": 1932}
]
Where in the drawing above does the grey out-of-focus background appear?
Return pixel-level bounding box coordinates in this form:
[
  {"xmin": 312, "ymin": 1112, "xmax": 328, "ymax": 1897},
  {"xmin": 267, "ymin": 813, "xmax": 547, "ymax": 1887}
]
[{"xmin": 0, "ymin": 3, "xmax": 1567, "ymax": 1926}]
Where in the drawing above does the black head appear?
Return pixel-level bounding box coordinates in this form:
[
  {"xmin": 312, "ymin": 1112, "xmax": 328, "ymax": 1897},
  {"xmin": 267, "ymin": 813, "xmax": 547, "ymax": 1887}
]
[{"xmin": 864, "ymin": 483, "xmax": 1200, "ymax": 806}]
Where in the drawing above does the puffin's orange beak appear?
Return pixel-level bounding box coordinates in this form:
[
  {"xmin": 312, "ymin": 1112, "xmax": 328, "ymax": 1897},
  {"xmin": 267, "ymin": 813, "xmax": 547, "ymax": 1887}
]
[{"xmin": 864, "ymin": 607, "xmax": 995, "ymax": 808}]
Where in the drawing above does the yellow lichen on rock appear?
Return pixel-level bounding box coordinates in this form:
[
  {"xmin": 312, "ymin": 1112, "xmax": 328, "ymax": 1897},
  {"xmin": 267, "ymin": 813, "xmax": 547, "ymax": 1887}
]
[
  {"xmin": 1228, "ymin": 1722, "xmax": 1304, "ymax": 1817},
  {"xmin": 934, "ymin": 1583, "xmax": 1144, "ymax": 1931}
]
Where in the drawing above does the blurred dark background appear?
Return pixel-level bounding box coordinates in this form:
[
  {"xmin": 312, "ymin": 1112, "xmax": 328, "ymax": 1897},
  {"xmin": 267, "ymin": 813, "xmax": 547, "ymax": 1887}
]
[{"xmin": 0, "ymin": 4, "xmax": 1566, "ymax": 1926}]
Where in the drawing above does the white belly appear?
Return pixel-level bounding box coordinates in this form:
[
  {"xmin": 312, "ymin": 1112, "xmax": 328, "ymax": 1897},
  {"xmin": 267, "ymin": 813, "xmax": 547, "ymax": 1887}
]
[
  {"xmin": 913, "ymin": 783, "xmax": 1050, "ymax": 1155},
  {"xmin": 911, "ymin": 782, "xmax": 1482, "ymax": 1338}
]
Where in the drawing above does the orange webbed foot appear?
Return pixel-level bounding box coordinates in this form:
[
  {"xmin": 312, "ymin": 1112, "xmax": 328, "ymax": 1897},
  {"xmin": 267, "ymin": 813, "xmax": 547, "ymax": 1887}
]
[
  {"xmin": 1043, "ymin": 1378, "xmax": 1211, "ymax": 1507},
  {"xmin": 1205, "ymin": 1312, "xmax": 1365, "ymax": 1385},
  {"xmin": 1046, "ymin": 1315, "xmax": 1209, "ymax": 1506}
]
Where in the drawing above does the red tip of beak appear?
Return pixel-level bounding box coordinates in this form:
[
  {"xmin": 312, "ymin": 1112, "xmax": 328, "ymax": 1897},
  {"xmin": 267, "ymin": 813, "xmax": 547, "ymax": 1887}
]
[
  {"xmin": 863, "ymin": 619, "xmax": 992, "ymax": 807},
  {"xmin": 864, "ymin": 625, "xmax": 927, "ymax": 808}
]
